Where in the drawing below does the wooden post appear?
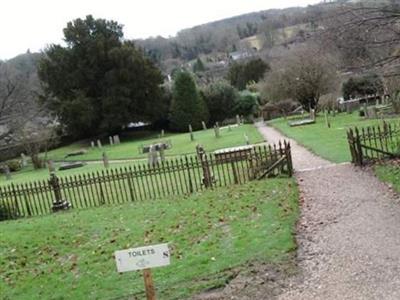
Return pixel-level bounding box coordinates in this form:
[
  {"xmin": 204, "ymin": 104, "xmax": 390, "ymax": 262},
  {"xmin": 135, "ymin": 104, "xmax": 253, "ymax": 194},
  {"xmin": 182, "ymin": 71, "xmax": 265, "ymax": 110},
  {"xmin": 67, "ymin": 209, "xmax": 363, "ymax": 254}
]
[
  {"xmin": 196, "ymin": 145, "xmax": 212, "ymax": 188},
  {"xmin": 143, "ymin": 269, "xmax": 156, "ymax": 300}
]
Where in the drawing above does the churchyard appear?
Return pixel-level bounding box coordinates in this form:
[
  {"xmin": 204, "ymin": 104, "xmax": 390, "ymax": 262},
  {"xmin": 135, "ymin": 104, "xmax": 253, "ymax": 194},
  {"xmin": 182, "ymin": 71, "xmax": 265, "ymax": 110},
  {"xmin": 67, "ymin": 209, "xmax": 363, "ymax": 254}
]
[{"xmin": 0, "ymin": 124, "xmax": 264, "ymax": 186}]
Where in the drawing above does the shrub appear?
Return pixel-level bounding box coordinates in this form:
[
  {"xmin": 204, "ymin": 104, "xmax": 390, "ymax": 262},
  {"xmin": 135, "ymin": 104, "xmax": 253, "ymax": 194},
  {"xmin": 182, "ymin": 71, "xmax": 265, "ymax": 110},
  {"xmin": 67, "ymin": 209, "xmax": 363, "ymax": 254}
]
[
  {"xmin": 342, "ymin": 73, "xmax": 384, "ymax": 100},
  {"xmin": 5, "ymin": 159, "xmax": 22, "ymax": 172},
  {"xmin": 235, "ymin": 91, "xmax": 260, "ymax": 117}
]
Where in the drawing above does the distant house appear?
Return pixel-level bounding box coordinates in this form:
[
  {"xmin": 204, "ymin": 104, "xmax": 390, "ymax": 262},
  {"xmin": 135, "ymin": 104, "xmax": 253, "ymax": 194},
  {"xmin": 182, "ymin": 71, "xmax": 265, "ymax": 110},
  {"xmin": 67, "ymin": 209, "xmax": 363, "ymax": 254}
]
[{"xmin": 229, "ymin": 50, "xmax": 253, "ymax": 61}]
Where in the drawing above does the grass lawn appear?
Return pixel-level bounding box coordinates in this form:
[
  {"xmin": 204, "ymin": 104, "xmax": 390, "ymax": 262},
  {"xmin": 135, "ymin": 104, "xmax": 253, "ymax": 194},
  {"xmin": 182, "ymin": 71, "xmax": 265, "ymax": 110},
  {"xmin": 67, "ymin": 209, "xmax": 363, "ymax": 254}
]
[
  {"xmin": 374, "ymin": 162, "xmax": 400, "ymax": 193},
  {"xmin": 0, "ymin": 178, "xmax": 299, "ymax": 300},
  {"xmin": 269, "ymin": 112, "xmax": 399, "ymax": 163},
  {"xmin": 47, "ymin": 124, "xmax": 264, "ymax": 161},
  {"xmin": 0, "ymin": 124, "xmax": 264, "ymax": 187},
  {"xmin": 0, "ymin": 161, "xmax": 132, "ymax": 187}
]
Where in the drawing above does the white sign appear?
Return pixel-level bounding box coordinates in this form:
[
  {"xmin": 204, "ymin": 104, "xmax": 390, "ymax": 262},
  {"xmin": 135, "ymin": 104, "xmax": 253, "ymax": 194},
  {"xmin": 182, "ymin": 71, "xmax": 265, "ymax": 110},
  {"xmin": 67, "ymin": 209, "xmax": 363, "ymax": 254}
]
[{"xmin": 115, "ymin": 243, "xmax": 170, "ymax": 273}]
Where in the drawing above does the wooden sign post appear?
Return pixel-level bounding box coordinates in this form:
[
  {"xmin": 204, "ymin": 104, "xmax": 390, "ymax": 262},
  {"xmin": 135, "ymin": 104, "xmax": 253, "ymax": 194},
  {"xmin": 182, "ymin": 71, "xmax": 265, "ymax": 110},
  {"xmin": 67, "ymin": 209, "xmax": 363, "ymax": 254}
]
[
  {"xmin": 115, "ymin": 243, "xmax": 170, "ymax": 300},
  {"xmin": 143, "ymin": 269, "xmax": 156, "ymax": 300}
]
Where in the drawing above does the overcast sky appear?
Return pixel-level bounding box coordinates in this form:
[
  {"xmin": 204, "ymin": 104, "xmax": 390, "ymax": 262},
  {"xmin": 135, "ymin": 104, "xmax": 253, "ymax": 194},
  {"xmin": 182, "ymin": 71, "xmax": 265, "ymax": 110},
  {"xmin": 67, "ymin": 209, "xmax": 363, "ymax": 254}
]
[{"xmin": 1, "ymin": 0, "xmax": 321, "ymax": 60}]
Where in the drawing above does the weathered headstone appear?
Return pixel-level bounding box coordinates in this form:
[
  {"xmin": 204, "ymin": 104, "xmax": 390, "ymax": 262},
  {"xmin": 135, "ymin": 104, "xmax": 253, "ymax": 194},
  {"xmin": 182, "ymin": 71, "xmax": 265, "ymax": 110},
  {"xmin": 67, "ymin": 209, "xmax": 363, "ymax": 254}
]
[
  {"xmin": 47, "ymin": 160, "xmax": 56, "ymax": 173},
  {"xmin": 102, "ymin": 152, "xmax": 109, "ymax": 168},
  {"xmin": 244, "ymin": 133, "xmax": 250, "ymax": 145},
  {"xmin": 4, "ymin": 165, "xmax": 11, "ymax": 180},
  {"xmin": 214, "ymin": 125, "xmax": 220, "ymax": 138},
  {"xmin": 159, "ymin": 147, "xmax": 165, "ymax": 162},
  {"xmin": 114, "ymin": 135, "xmax": 121, "ymax": 145},
  {"xmin": 241, "ymin": 115, "xmax": 245, "ymax": 124},
  {"xmin": 324, "ymin": 110, "xmax": 331, "ymax": 128},
  {"xmin": 189, "ymin": 124, "xmax": 194, "ymax": 141},
  {"xmin": 236, "ymin": 115, "xmax": 241, "ymax": 126},
  {"xmin": 367, "ymin": 106, "xmax": 377, "ymax": 119},
  {"xmin": 363, "ymin": 103, "xmax": 369, "ymax": 118},
  {"xmin": 21, "ymin": 153, "xmax": 27, "ymax": 167},
  {"xmin": 97, "ymin": 139, "xmax": 102, "ymax": 149},
  {"xmin": 202, "ymin": 121, "xmax": 207, "ymax": 130},
  {"xmin": 148, "ymin": 145, "xmax": 158, "ymax": 167},
  {"xmin": 91, "ymin": 141, "xmax": 95, "ymax": 148},
  {"xmin": 310, "ymin": 109, "xmax": 316, "ymax": 121},
  {"xmin": 161, "ymin": 129, "xmax": 165, "ymax": 138},
  {"xmin": 109, "ymin": 136, "xmax": 114, "ymax": 146}
]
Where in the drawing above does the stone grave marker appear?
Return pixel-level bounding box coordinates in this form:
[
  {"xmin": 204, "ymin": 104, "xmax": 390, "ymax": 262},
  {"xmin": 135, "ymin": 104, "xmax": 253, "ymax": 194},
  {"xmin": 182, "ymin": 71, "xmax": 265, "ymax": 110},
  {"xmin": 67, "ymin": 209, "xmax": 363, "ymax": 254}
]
[
  {"xmin": 189, "ymin": 124, "xmax": 194, "ymax": 141},
  {"xmin": 202, "ymin": 121, "xmax": 207, "ymax": 130},
  {"xmin": 109, "ymin": 136, "xmax": 114, "ymax": 146},
  {"xmin": 214, "ymin": 124, "xmax": 220, "ymax": 138},
  {"xmin": 21, "ymin": 153, "xmax": 27, "ymax": 167},
  {"xmin": 4, "ymin": 165, "xmax": 11, "ymax": 180},
  {"xmin": 47, "ymin": 160, "xmax": 56, "ymax": 173},
  {"xmin": 148, "ymin": 145, "xmax": 158, "ymax": 167},
  {"xmin": 97, "ymin": 139, "xmax": 102, "ymax": 149},
  {"xmin": 102, "ymin": 152, "xmax": 109, "ymax": 168}
]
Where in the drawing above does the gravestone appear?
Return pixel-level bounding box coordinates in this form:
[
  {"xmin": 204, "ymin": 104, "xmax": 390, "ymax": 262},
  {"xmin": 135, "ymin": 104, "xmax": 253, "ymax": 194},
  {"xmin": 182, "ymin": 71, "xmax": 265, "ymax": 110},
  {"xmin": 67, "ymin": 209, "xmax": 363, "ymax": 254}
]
[
  {"xmin": 214, "ymin": 125, "xmax": 220, "ymax": 138},
  {"xmin": 324, "ymin": 110, "xmax": 331, "ymax": 128},
  {"xmin": 65, "ymin": 149, "xmax": 87, "ymax": 158},
  {"xmin": 47, "ymin": 160, "xmax": 56, "ymax": 173},
  {"xmin": 114, "ymin": 135, "xmax": 121, "ymax": 145},
  {"xmin": 4, "ymin": 165, "xmax": 11, "ymax": 180},
  {"xmin": 97, "ymin": 139, "xmax": 102, "ymax": 149},
  {"xmin": 59, "ymin": 162, "xmax": 86, "ymax": 171},
  {"xmin": 367, "ymin": 106, "xmax": 377, "ymax": 119},
  {"xmin": 189, "ymin": 124, "xmax": 194, "ymax": 141},
  {"xmin": 102, "ymin": 152, "xmax": 109, "ymax": 168},
  {"xmin": 228, "ymin": 125, "xmax": 232, "ymax": 132},
  {"xmin": 236, "ymin": 115, "xmax": 241, "ymax": 126},
  {"xmin": 363, "ymin": 103, "xmax": 369, "ymax": 118},
  {"xmin": 161, "ymin": 129, "xmax": 165, "ymax": 138},
  {"xmin": 244, "ymin": 133, "xmax": 250, "ymax": 145},
  {"xmin": 109, "ymin": 136, "xmax": 114, "ymax": 146},
  {"xmin": 202, "ymin": 121, "xmax": 207, "ymax": 130},
  {"xmin": 91, "ymin": 141, "xmax": 95, "ymax": 148},
  {"xmin": 148, "ymin": 145, "xmax": 158, "ymax": 167},
  {"xmin": 21, "ymin": 153, "xmax": 27, "ymax": 167},
  {"xmin": 310, "ymin": 109, "xmax": 316, "ymax": 121}
]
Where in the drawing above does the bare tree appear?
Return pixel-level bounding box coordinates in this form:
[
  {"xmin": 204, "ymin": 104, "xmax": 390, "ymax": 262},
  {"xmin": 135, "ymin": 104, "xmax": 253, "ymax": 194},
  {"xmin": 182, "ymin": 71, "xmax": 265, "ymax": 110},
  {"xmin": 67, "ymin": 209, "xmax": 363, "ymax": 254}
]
[
  {"xmin": 322, "ymin": 1, "xmax": 400, "ymax": 76},
  {"xmin": 260, "ymin": 45, "xmax": 338, "ymax": 111}
]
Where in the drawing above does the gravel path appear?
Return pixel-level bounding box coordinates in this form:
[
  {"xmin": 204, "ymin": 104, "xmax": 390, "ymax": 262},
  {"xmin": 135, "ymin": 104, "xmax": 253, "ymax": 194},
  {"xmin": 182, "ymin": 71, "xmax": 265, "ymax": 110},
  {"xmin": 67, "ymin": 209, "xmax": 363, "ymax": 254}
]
[{"xmin": 257, "ymin": 123, "xmax": 400, "ymax": 300}]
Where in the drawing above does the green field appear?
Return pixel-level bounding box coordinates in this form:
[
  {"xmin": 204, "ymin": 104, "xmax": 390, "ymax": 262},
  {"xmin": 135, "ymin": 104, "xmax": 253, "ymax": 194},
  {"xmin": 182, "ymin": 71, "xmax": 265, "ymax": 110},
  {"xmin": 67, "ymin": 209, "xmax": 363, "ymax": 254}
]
[
  {"xmin": 47, "ymin": 124, "xmax": 264, "ymax": 161},
  {"xmin": 0, "ymin": 178, "xmax": 299, "ymax": 300},
  {"xmin": 269, "ymin": 113, "xmax": 399, "ymax": 163},
  {"xmin": 0, "ymin": 124, "xmax": 264, "ymax": 187}
]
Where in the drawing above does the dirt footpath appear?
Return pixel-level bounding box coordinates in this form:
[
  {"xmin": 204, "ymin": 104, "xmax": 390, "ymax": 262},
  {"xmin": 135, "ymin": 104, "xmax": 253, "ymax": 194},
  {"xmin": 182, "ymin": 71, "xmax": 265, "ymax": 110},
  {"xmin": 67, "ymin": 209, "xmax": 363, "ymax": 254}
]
[{"xmin": 259, "ymin": 123, "xmax": 400, "ymax": 300}]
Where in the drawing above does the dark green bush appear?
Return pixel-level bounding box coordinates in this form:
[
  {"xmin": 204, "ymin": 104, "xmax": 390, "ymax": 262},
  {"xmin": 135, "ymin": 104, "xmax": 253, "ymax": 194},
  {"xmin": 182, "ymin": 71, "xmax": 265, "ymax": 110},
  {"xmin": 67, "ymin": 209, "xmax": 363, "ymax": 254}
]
[{"xmin": 6, "ymin": 159, "xmax": 22, "ymax": 172}]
